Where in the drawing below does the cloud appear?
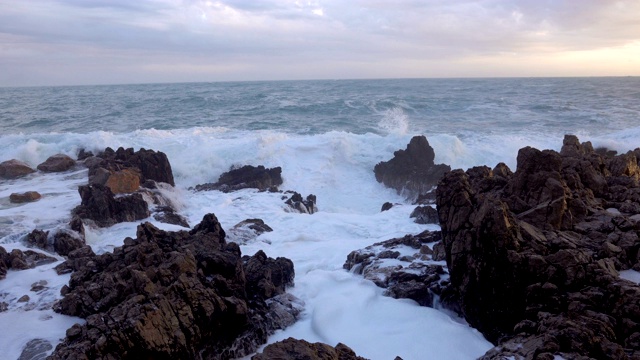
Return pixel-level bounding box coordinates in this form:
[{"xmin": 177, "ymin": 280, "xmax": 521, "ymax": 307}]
[{"xmin": 0, "ymin": 0, "xmax": 639, "ymax": 86}]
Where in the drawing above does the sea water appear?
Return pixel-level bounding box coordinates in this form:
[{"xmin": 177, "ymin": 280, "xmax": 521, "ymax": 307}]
[{"xmin": 1, "ymin": 77, "xmax": 639, "ymax": 359}]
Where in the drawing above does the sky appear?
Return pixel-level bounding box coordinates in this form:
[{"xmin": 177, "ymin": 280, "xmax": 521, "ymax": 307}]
[{"xmin": 0, "ymin": 0, "xmax": 639, "ymax": 86}]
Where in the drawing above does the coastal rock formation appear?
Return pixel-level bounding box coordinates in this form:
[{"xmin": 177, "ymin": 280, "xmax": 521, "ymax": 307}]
[
  {"xmin": 284, "ymin": 192, "xmax": 317, "ymax": 214},
  {"xmin": 9, "ymin": 191, "xmax": 42, "ymax": 203},
  {"xmin": 36, "ymin": 154, "xmax": 76, "ymax": 172},
  {"xmin": 374, "ymin": 135, "xmax": 450, "ymax": 200},
  {"xmin": 227, "ymin": 219, "xmax": 273, "ymax": 245},
  {"xmin": 251, "ymin": 338, "xmax": 367, "ymax": 360},
  {"xmin": 409, "ymin": 205, "xmax": 439, "ymax": 224},
  {"xmin": 50, "ymin": 214, "xmax": 298, "ymax": 359},
  {"xmin": 153, "ymin": 206, "xmax": 190, "ymax": 228},
  {"xmin": 344, "ymin": 230, "xmax": 447, "ymax": 307},
  {"xmin": 0, "ymin": 159, "xmax": 36, "ymax": 179},
  {"xmin": 93, "ymin": 147, "xmax": 175, "ymax": 187},
  {"xmin": 436, "ymin": 135, "xmax": 640, "ymax": 359},
  {"xmin": 0, "ymin": 246, "xmax": 57, "ymax": 280},
  {"xmin": 73, "ymin": 184, "xmax": 150, "ymax": 227},
  {"xmin": 195, "ymin": 165, "xmax": 283, "ymax": 192}
]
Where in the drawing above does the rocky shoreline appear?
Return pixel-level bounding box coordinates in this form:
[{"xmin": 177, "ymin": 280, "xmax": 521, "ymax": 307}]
[{"xmin": 1, "ymin": 135, "xmax": 640, "ymax": 359}]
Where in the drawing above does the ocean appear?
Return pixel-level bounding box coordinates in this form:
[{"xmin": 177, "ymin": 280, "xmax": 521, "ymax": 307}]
[{"xmin": 1, "ymin": 77, "xmax": 639, "ymax": 359}]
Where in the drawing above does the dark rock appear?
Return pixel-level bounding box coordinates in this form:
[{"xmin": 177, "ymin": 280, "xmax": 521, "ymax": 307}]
[
  {"xmin": 227, "ymin": 219, "xmax": 273, "ymax": 244},
  {"xmin": 30, "ymin": 280, "xmax": 48, "ymax": 292},
  {"xmin": 153, "ymin": 206, "xmax": 190, "ymax": 228},
  {"xmin": 0, "ymin": 159, "xmax": 36, "ymax": 179},
  {"xmin": 50, "ymin": 214, "xmax": 297, "ymax": 359},
  {"xmin": 374, "ymin": 135, "xmax": 451, "ymax": 200},
  {"xmin": 194, "ymin": 165, "xmax": 282, "ymax": 192},
  {"xmin": 252, "ymin": 337, "xmax": 367, "ymax": 360},
  {"xmin": 94, "ymin": 147, "xmax": 175, "ymax": 186},
  {"xmin": 414, "ymin": 191, "xmax": 437, "ymax": 205},
  {"xmin": 2, "ymin": 247, "xmax": 57, "ymax": 276},
  {"xmin": 18, "ymin": 295, "xmax": 30, "ymax": 302},
  {"xmin": 9, "ymin": 191, "xmax": 42, "ymax": 203},
  {"xmin": 77, "ymin": 148, "xmax": 94, "ymax": 160},
  {"xmin": 73, "ymin": 184, "xmax": 150, "ymax": 227},
  {"xmin": 410, "ymin": 205, "xmax": 439, "ymax": 224},
  {"xmin": 24, "ymin": 229, "xmax": 49, "ymax": 250},
  {"xmin": 0, "ymin": 302, "xmax": 7, "ymax": 312},
  {"xmin": 381, "ymin": 202, "xmax": 394, "ymax": 212},
  {"xmin": 18, "ymin": 338, "xmax": 53, "ymax": 360},
  {"xmin": 284, "ymin": 192, "xmax": 317, "ymax": 214},
  {"xmin": 436, "ymin": 134, "xmax": 640, "ymax": 358},
  {"xmin": 36, "ymin": 154, "xmax": 75, "ymax": 172},
  {"xmin": 53, "ymin": 230, "xmax": 85, "ymax": 257}
]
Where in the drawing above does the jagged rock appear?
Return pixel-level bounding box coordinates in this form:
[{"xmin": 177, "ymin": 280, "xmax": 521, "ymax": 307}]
[
  {"xmin": 374, "ymin": 136, "xmax": 450, "ymax": 200},
  {"xmin": 252, "ymin": 337, "xmax": 367, "ymax": 360},
  {"xmin": 73, "ymin": 184, "xmax": 149, "ymax": 227},
  {"xmin": 153, "ymin": 206, "xmax": 190, "ymax": 228},
  {"xmin": 50, "ymin": 214, "xmax": 297, "ymax": 359},
  {"xmin": 102, "ymin": 168, "xmax": 141, "ymax": 194},
  {"xmin": 436, "ymin": 135, "xmax": 640, "ymax": 358},
  {"xmin": 381, "ymin": 202, "xmax": 394, "ymax": 211},
  {"xmin": 227, "ymin": 219, "xmax": 273, "ymax": 244},
  {"xmin": 53, "ymin": 230, "xmax": 85, "ymax": 257},
  {"xmin": 76, "ymin": 148, "xmax": 94, "ymax": 161},
  {"xmin": 24, "ymin": 229, "xmax": 49, "ymax": 250},
  {"xmin": 18, "ymin": 338, "xmax": 53, "ymax": 360},
  {"xmin": 410, "ymin": 205, "xmax": 439, "ymax": 224},
  {"xmin": 9, "ymin": 191, "xmax": 42, "ymax": 203},
  {"xmin": 344, "ymin": 230, "xmax": 446, "ymax": 307},
  {"xmin": 94, "ymin": 147, "xmax": 175, "ymax": 186},
  {"xmin": 194, "ymin": 165, "xmax": 282, "ymax": 192},
  {"xmin": 36, "ymin": 154, "xmax": 75, "ymax": 172},
  {"xmin": 0, "ymin": 246, "xmax": 56, "ymax": 280},
  {"xmin": 284, "ymin": 192, "xmax": 317, "ymax": 214},
  {"xmin": 0, "ymin": 159, "xmax": 36, "ymax": 179}
]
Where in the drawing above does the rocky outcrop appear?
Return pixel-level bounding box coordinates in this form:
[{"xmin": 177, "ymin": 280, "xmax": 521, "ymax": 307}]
[
  {"xmin": 93, "ymin": 147, "xmax": 175, "ymax": 187},
  {"xmin": 9, "ymin": 191, "xmax": 42, "ymax": 203},
  {"xmin": 0, "ymin": 159, "xmax": 36, "ymax": 179},
  {"xmin": 73, "ymin": 184, "xmax": 150, "ymax": 227},
  {"xmin": 195, "ymin": 165, "xmax": 282, "ymax": 192},
  {"xmin": 344, "ymin": 231, "xmax": 447, "ymax": 307},
  {"xmin": 436, "ymin": 135, "xmax": 640, "ymax": 359},
  {"xmin": 0, "ymin": 246, "xmax": 57, "ymax": 280},
  {"xmin": 410, "ymin": 205, "xmax": 438, "ymax": 224},
  {"xmin": 251, "ymin": 338, "xmax": 367, "ymax": 360},
  {"xmin": 91, "ymin": 168, "xmax": 141, "ymax": 194},
  {"xmin": 50, "ymin": 214, "xmax": 298, "ymax": 359},
  {"xmin": 284, "ymin": 192, "xmax": 317, "ymax": 214},
  {"xmin": 227, "ymin": 219, "xmax": 273, "ymax": 245},
  {"xmin": 36, "ymin": 154, "xmax": 76, "ymax": 172},
  {"xmin": 53, "ymin": 230, "xmax": 86, "ymax": 257},
  {"xmin": 374, "ymin": 136, "xmax": 450, "ymax": 200},
  {"xmin": 153, "ymin": 206, "xmax": 190, "ymax": 228}
]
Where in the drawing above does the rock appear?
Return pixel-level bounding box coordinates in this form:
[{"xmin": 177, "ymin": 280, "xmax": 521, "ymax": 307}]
[
  {"xmin": 9, "ymin": 191, "xmax": 42, "ymax": 203},
  {"xmin": 2, "ymin": 247, "xmax": 57, "ymax": 277},
  {"xmin": 96, "ymin": 147, "xmax": 175, "ymax": 186},
  {"xmin": 73, "ymin": 184, "xmax": 149, "ymax": 227},
  {"xmin": 76, "ymin": 148, "xmax": 94, "ymax": 160},
  {"xmin": 24, "ymin": 229, "xmax": 49, "ymax": 250},
  {"xmin": 252, "ymin": 338, "xmax": 367, "ymax": 360},
  {"xmin": 36, "ymin": 154, "xmax": 75, "ymax": 172},
  {"xmin": 381, "ymin": 202, "xmax": 394, "ymax": 211},
  {"xmin": 102, "ymin": 168, "xmax": 141, "ymax": 194},
  {"xmin": 18, "ymin": 295, "xmax": 30, "ymax": 302},
  {"xmin": 53, "ymin": 230, "xmax": 85, "ymax": 257},
  {"xmin": 0, "ymin": 159, "xmax": 36, "ymax": 179},
  {"xmin": 344, "ymin": 230, "xmax": 446, "ymax": 307},
  {"xmin": 30, "ymin": 280, "xmax": 48, "ymax": 292},
  {"xmin": 436, "ymin": 135, "xmax": 640, "ymax": 358},
  {"xmin": 18, "ymin": 338, "xmax": 53, "ymax": 360},
  {"xmin": 374, "ymin": 136, "xmax": 451, "ymax": 200},
  {"xmin": 50, "ymin": 214, "xmax": 298, "ymax": 359},
  {"xmin": 194, "ymin": 165, "xmax": 282, "ymax": 192},
  {"xmin": 227, "ymin": 219, "xmax": 273, "ymax": 244},
  {"xmin": 284, "ymin": 192, "xmax": 317, "ymax": 214},
  {"xmin": 410, "ymin": 205, "xmax": 439, "ymax": 224},
  {"xmin": 153, "ymin": 206, "xmax": 190, "ymax": 228}
]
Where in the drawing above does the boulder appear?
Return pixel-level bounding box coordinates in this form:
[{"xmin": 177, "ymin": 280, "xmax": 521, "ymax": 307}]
[
  {"xmin": 0, "ymin": 246, "xmax": 57, "ymax": 280},
  {"xmin": 53, "ymin": 230, "xmax": 85, "ymax": 257},
  {"xmin": 252, "ymin": 338, "xmax": 367, "ymax": 360},
  {"xmin": 0, "ymin": 159, "xmax": 36, "ymax": 179},
  {"xmin": 24, "ymin": 229, "xmax": 49, "ymax": 250},
  {"xmin": 227, "ymin": 219, "xmax": 273, "ymax": 245},
  {"xmin": 9, "ymin": 191, "xmax": 42, "ymax": 203},
  {"xmin": 102, "ymin": 168, "xmax": 141, "ymax": 194},
  {"xmin": 50, "ymin": 214, "xmax": 298, "ymax": 359},
  {"xmin": 36, "ymin": 154, "xmax": 75, "ymax": 172},
  {"xmin": 409, "ymin": 205, "xmax": 439, "ymax": 224},
  {"xmin": 374, "ymin": 135, "xmax": 450, "ymax": 200},
  {"xmin": 284, "ymin": 192, "xmax": 317, "ymax": 214},
  {"xmin": 436, "ymin": 135, "xmax": 640, "ymax": 358},
  {"xmin": 195, "ymin": 165, "xmax": 282, "ymax": 192},
  {"xmin": 381, "ymin": 202, "xmax": 394, "ymax": 211},
  {"xmin": 153, "ymin": 206, "xmax": 190, "ymax": 228},
  {"xmin": 73, "ymin": 184, "xmax": 150, "ymax": 227},
  {"xmin": 94, "ymin": 147, "xmax": 175, "ymax": 186}
]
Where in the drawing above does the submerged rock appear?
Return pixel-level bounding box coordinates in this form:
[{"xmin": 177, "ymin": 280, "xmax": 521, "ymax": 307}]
[
  {"xmin": 153, "ymin": 206, "xmax": 190, "ymax": 228},
  {"xmin": 284, "ymin": 192, "xmax": 317, "ymax": 214},
  {"xmin": 0, "ymin": 246, "xmax": 57, "ymax": 280},
  {"xmin": 374, "ymin": 135, "xmax": 450, "ymax": 200},
  {"xmin": 409, "ymin": 205, "xmax": 438, "ymax": 224},
  {"xmin": 50, "ymin": 214, "xmax": 298, "ymax": 359},
  {"xmin": 252, "ymin": 337, "xmax": 367, "ymax": 360},
  {"xmin": 73, "ymin": 184, "xmax": 149, "ymax": 228},
  {"xmin": 36, "ymin": 154, "xmax": 75, "ymax": 173},
  {"xmin": 227, "ymin": 219, "xmax": 273, "ymax": 245},
  {"xmin": 0, "ymin": 159, "xmax": 36, "ymax": 179},
  {"xmin": 9, "ymin": 191, "xmax": 42, "ymax": 203},
  {"xmin": 194, "ymin": 165, "xmax": 283, "ymax": 192},
  {"xmin": 436, "ymin": 135, "xmax": 640, "ymax": 359}
]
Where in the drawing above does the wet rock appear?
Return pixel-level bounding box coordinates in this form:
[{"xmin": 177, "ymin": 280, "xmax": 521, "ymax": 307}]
[
  {"xmin": 153, "ymin": 206, "xmax": 190, "ymax": 228},
  {"xmin": 227, "ymin": 219, "xmax": 273, "ymax": 244},
  {"xmin": 30, "ymin": 280, "xmax": 48, "ymax": 292},
  {"xmin": 24, "ymin": 229, "xmax": 49, "ymax": 250},
  {"xmin": 381, "ymin": 202, "xmax": 394, "ymax": 212},
  {"xmin": 95, "ymin": 147, "xmax": 175, "ymax": 186},
  {"xmin": 436, "ymin": 135, "xmax": 640, "ymax": 358},
  {"xmin": 252, "ymin": 337, "xmax": 367, "ymax": 360},
  {"xmin": 374, "ymin": 135, "xmax": 450, "ymax": 200},
  {"xmin": 2, "ymin": 247, "xmax": 56, "ymax": 276},
  {"xmin": 36, "ymin": 154, "xmax": 75, "ymax": 172},
  {"xmin": 194, "ymin": 165, "xmax": 282, "ymax": 192},
  {"xmin": 53, "ymin": 230, "xmax": 85, "ymax": 257},
  {"xmin": 50, "ymin": 214, "xmax": 297, "ymax": 359},
  {"xmin": 18, "ymin": 338, "xmax": 53, "ymax": 360},
  {"xmin": 9, "ymin": 191, "xmax": 42, "ymax": 203},
  {"xmin": 76, "ymin": 148, "xmax": 94, "ymax": 161},
  {"xmin": 101, "ymin": 168, "xmax": 141, "ymax": 194},
  {"xmin": 73, "ymin": 184, "xmax": 149, "ymax": 227},
  {"xmin": 0, "ymin": 159, "xmax": 36, "ymax": 179},
  {"xmin": 18, "ymin": 295, "xmax": 30, "ymax": 302},
  {"xmin": 410, "ymin": 205, "xmax": 439, "ymax": 224},
  {"xmin": 284, "ymin": 192, "xmax": 317, "ymax": 214}
]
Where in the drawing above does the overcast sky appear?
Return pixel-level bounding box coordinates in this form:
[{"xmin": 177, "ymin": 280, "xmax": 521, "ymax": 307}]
[{"xmin": 1, "ymin": 0, "xmax": 639, "ymax": 86}]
